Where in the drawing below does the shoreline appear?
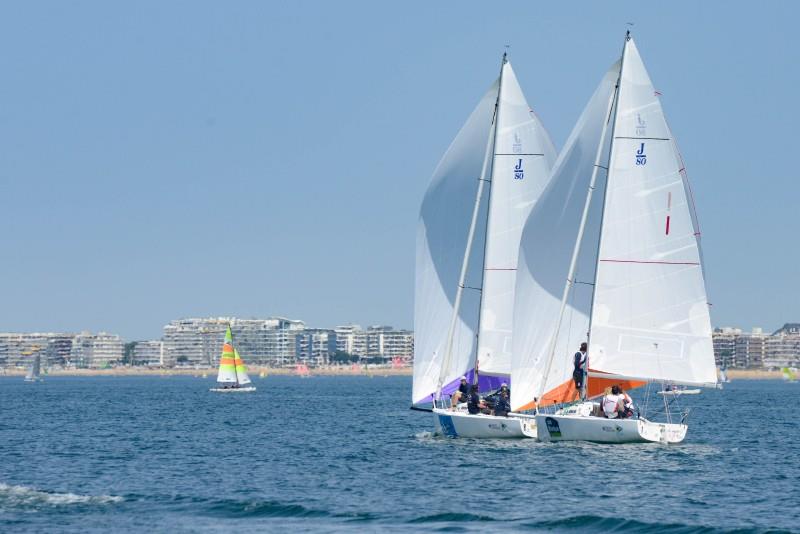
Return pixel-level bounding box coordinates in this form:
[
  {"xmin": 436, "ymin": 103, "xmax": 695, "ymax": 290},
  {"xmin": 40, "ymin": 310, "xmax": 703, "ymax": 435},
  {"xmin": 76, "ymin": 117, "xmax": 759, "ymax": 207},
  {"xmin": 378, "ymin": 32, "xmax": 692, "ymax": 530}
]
[
  {"xmin": 1, "ymin": 366, "xmax": 414, "ymax": 377},
  {"xmin": 0, "ymin": 367, "xmax": 785, "ymax": 379}
]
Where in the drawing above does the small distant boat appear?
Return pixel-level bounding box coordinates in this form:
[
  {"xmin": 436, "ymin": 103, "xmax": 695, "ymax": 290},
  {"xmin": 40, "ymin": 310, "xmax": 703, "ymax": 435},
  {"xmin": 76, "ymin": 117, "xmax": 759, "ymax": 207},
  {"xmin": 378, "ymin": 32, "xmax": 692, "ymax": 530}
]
[
  {"xmin": 295, "ymin": 363, "xmax": 311, "ymax": 378},
  {"xmin": 259, "ymin": 369, "xmax": 267, "ymax": 378},
  {"xmin": 718, "ymin": 367, "xmax": 730, "ymax": 384},
  {"xmin": 24, "ymin": 352, "xmax": 44, "ymax": 383},
  {"xmin": 782, "ymin": 367, "xmax": 797, "ymax": 382},
  {"xmin": 210, "ymin": 326, "xmax": 256, "ymax": 393},
  {"xmin": 657, "ymin": 386, "xmax": 702, "ymax": 396}
]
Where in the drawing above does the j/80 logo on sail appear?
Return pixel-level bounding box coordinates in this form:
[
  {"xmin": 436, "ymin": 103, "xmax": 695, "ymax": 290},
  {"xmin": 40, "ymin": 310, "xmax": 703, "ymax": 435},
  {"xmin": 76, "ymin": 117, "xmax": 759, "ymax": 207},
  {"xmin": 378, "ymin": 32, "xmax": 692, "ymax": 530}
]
[
  {"xmin": 514, "ymin": 158, "xmax": 524, "ymax": 180},
  {"xmin": 635, "ymin": 143, "xmax": 647, "ymax": 166}
]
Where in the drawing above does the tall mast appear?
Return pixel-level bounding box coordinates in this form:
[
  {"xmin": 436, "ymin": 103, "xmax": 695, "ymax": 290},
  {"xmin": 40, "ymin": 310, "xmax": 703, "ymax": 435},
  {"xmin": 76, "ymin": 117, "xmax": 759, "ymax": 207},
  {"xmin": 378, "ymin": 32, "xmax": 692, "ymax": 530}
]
[
  {"xmin": 472, "ymin": 51, "xmax": 508, "ymax": 386},
  {"xmin": 582, "ymin": 31, "xmax": 630, "ymax": 400},
  {"xmin": 435, "ymin": 53, "xmax": 506, "ymax": 400},
  {"xmin": 536, "ymin": 35, "xmax": 627, "ymax": 406}
]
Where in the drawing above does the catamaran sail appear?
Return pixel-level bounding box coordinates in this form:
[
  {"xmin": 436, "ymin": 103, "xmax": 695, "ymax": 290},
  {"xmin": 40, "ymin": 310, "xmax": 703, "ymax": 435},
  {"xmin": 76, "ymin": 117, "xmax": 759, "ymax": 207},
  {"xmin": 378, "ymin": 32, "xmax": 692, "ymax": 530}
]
[
  {"xmin": 211, "ymin": 326, "xmax": 255, "ymax": 393},
  {"xmin": 413, "ymin": 54, "xmax": 555, "ymax": 407},
  {"xmin": 513, "ymin": 32, "xmax": 715, "ymax": 443}
]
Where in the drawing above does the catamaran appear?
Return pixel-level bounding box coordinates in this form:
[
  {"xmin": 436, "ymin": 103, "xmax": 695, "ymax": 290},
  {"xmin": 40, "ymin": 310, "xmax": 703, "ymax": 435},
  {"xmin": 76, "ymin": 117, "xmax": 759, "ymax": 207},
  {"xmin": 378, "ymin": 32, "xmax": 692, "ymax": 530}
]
[
  {"xmin": 210, "ymin": 326, "xmax": 256, "ymax": 393},
  {"xmin": 782, "ymin": 367, "xmax": 797, "ymax": 382},
  {"xmin": 511, "ymin": 32, "xmax": 717, "ymax": 444},
  {"xmin": 411, "ymin": 52, "xmax": 555, "ymax": 438},
  {"xmin": 24, "ymin": 352, "xmax": 43, "ymax": 383}
]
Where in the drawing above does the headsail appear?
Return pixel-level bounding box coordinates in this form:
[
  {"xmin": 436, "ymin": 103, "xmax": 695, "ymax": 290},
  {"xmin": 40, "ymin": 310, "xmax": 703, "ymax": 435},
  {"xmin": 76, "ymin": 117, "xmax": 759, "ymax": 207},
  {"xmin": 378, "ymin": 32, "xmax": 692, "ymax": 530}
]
[
  {"xmin": 588, "ymin": 37, "xmax": 717, "ymax": 387},
  {"xmin": 476, "ymin": 62, "xmax": 556, "ymax": 381},
  {"xmin": 511, "ymin": 62, "xmax": 620, "ymax": 412}
]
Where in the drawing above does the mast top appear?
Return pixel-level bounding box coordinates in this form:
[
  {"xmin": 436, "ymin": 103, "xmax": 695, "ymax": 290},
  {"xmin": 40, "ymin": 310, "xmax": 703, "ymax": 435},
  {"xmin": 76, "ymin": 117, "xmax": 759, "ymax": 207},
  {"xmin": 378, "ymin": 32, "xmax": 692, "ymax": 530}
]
[{"xmin": 502, "ymin": 44, "xmax": 509, "ymax": 64}]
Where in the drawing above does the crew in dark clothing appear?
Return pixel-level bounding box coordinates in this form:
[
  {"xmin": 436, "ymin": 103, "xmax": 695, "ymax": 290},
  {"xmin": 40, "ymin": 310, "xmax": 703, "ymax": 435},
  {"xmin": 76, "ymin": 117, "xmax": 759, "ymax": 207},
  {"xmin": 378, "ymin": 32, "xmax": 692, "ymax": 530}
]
[
  {"xmin": 451, "ymin": 376, "xmax": 471, "ymax": 408},
  {"xmin": 572, "ymin": 342, "xmax": 588, "ymax": 396},
  {"xmin": 494, "ymin": 388, "xmax": 511, "ymax": 417},
  {"xmin": 467, "ymin": 384, "xmax": 482, "ymax": 415}
]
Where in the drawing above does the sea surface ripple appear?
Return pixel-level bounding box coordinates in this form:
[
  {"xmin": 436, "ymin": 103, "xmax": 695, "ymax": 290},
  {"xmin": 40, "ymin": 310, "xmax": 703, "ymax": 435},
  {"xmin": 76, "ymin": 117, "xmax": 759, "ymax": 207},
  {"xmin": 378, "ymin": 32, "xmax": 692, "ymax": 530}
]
[{"xmin": 0, "ymin": 376, "xmax": 797, "ymax": 532}]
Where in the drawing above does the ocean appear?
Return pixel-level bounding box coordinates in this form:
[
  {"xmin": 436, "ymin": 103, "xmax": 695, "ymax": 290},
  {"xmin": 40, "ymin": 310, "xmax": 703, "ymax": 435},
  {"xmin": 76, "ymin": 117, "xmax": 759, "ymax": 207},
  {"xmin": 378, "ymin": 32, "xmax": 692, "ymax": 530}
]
[{"xmin": 0, "ymin": 376, "xmax": 797, "ymax": 532}]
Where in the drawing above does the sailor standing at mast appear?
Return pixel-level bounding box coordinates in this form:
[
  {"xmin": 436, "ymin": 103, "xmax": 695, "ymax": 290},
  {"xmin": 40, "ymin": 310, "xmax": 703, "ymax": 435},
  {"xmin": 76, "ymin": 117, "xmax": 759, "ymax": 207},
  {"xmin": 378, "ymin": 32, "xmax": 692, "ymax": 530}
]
[{"xmin": 572, "ymin": 342, "xmax": 588, "ymax": 400}]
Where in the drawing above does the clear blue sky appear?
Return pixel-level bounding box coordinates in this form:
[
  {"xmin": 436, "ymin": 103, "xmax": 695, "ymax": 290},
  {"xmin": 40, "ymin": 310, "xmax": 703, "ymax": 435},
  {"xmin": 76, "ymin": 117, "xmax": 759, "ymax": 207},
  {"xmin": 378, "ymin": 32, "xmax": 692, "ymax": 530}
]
[{"xmin": 0, "ymin": 1, "xmax": 796, "ymax": 340}]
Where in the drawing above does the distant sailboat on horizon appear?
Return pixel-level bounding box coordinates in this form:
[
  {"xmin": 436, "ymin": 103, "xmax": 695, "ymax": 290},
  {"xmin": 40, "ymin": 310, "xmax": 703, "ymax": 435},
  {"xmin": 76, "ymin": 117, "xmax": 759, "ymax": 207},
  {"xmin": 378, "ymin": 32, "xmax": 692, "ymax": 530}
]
[
  {"xmin": 24, "ymin": 351, "xmax": 44, "ymax": 383},
  {"xmin": 210, "ymin": 326, "xmax": 256, "ymax": 393}
]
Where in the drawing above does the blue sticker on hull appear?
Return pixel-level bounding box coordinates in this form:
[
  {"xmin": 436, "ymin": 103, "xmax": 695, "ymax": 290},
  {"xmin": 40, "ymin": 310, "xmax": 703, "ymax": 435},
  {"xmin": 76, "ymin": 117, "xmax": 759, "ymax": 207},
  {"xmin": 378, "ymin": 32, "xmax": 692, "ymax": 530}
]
[
  {"xmin": 438, "ymin": 415, "xmax": 458, "ymax": 437},
  {"xmin": 545, "ymin": 417, "xmax": 562, "ymax": 437}
]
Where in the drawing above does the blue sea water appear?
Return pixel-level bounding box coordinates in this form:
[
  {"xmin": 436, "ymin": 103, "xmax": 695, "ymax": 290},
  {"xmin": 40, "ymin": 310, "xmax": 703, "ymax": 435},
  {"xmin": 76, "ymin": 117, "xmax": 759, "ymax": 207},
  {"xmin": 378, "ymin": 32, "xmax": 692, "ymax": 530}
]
[{"xmin": 0, "ymin": 376, "xmax": 797, "ymax": 533}]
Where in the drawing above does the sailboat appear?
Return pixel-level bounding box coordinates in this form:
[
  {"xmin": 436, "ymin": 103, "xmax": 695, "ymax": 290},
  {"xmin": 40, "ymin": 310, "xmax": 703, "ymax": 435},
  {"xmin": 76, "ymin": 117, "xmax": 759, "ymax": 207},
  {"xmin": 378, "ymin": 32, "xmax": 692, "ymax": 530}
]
[
  {"xmin": 782, "ymin": 367, "xmax": 797, "ymax": 382},
  {"xmin": 210, "ymin": 326, "xmax": 256, "ymax": 393},
  {"xmin": 24, "ymin": 352, "xmax": 43, "ymax": 383},
  {"xmin": 411, "ymin": 52, "xmax": 555, "ymax": 438},
  {"xmin": 512, "ymin": 32, "xmax": 716, "ymax": 444}
]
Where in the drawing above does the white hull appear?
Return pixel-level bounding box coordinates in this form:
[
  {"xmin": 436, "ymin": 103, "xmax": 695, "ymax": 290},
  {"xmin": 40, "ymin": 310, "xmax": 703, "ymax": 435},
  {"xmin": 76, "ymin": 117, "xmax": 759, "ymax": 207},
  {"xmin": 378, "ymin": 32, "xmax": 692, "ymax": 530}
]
[
  {"xmin": 209, "ymin": 386, "xmax": 256, "ymax": 393},
  {"xmin": 536, "ymin": 411, "xmax": 687, "ymax": 444},
  {"xmin": 432, "ymin": 408, "xmax": 537, "ymax": 439}
]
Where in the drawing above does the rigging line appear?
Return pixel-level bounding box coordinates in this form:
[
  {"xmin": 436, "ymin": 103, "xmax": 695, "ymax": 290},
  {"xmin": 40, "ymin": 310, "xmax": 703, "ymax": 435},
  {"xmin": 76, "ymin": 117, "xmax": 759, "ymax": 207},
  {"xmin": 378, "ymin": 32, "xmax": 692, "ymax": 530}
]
[
  {"xmin": 494, "ymin": 153, "xmax": 545, "ymax": 156},
  {"xmin": 458, "ymin": 284, "xmax": 482, "ymax": 291}
]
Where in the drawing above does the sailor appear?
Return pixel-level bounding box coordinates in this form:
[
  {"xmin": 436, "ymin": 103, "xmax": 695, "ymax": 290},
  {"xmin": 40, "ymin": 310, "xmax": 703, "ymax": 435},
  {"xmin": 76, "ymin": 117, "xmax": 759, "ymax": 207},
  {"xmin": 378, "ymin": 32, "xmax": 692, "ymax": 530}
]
[
  {"xmin": 467, "ymin": 384, "xmax": 482, "ymax": 415},
  {"xmin": 451, "ymin": 376, "xmax": 470, "ymax": 409},
  {"xmin": 494, "ymin": 385, "xmax": 511, "ymax": 417},
  {"xmin": 572, "ymin": 342, "xmax": 588, "ymax": 397},
  {"xmin": 619, "ymin": 388, "xmax": 634, "ymax": 418},
  {"xmin": 602, "ymin": 385, "xmax": 624, "ymax": 418}
]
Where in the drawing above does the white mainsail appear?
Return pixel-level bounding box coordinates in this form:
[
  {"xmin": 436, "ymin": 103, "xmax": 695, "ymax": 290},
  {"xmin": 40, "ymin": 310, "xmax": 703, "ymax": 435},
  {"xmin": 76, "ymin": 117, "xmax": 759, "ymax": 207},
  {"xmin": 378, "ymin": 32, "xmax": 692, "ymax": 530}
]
[
  {"xmin": 511, "ymin": 62, "xmax": 620, "ymax": 412},
  {"xmin": 588, "ymin": 37, "xmax": 716, "ymax": 387},
  {"xmin": 476, "ymin": 63, "xmax": 556, "ymax": 379}
]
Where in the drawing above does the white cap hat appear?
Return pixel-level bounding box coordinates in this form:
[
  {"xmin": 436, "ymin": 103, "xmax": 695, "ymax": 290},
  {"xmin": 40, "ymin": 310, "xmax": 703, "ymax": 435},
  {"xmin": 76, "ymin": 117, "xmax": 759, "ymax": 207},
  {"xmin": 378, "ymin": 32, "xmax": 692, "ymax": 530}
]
[{"xmin": 460, "ymin": 375, "xmax": 467, "ymax": 380}]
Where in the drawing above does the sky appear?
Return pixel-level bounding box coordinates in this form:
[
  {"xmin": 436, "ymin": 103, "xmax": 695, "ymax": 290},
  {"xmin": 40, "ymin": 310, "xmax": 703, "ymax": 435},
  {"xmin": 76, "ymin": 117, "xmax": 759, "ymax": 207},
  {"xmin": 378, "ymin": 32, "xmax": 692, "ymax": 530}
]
[{"xmin": 0, "ymin": 1, "xmax": 797, "ymax": 340}]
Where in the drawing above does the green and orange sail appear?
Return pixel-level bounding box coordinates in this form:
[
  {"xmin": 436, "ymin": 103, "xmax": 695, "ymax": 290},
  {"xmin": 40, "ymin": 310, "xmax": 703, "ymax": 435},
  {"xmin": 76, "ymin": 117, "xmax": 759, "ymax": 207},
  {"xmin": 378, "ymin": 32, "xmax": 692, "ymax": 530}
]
[{"xmin": 216, "ymin": 326, "xmax": 252, "ymax": 386}]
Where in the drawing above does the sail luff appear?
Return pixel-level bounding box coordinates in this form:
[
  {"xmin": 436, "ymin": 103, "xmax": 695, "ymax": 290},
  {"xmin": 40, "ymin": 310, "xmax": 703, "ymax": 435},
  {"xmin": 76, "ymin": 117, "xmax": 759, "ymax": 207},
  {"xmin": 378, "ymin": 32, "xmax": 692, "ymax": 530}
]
[{"xmin": 434, "ymin": 56, "xmax": 505, "ymax": 400}]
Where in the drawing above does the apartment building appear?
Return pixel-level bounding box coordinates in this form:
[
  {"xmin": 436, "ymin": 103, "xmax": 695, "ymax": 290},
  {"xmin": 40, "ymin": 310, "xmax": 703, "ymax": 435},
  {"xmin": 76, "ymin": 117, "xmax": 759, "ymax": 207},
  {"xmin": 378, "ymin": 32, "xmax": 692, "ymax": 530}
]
[{"xmin": 70, "ymin": 332, "xmax": 124, "ymax": 368}]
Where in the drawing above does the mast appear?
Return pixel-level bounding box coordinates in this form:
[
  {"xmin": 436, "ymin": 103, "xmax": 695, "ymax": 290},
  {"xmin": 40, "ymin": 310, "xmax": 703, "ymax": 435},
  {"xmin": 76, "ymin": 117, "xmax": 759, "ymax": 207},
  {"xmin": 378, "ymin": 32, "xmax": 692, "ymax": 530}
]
[
  {"xmin": 582, "ymin": 31, "xmax": 630, "ymax": 400},
  {"xmin": 536, "ymin": 35, "xmax": 626, "ymax": 406},
  {"xmin": 230, "ymin": 325, "xmax": 240, "ymax": 386},
  {"xmin": 472, "ymin": 52, "xmax": 508, "ymax": 387},
  {"xmin": 435, "ymin": 53, "xmax": 506, "ymax": 400}
]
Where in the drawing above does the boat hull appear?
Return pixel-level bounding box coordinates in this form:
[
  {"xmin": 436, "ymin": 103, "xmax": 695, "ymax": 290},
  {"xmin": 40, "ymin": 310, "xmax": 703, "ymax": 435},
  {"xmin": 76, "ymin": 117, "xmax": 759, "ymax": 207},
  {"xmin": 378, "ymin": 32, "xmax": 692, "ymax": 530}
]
[
  {"xmin": 432, "ymin": 408, "xmax": 537, "ymax": 439},
  {"xmin": 209, "ymin": 387, "xmax": 257, "ymax": 393},
  {"xmin": 535, "ymin": 413, "xmax": 687, "ymax": 444}
]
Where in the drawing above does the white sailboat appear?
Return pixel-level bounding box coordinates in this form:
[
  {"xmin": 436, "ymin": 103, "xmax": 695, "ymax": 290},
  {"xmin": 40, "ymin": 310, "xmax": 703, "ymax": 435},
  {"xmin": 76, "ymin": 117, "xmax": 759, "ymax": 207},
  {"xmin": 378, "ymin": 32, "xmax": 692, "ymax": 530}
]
[
  {"xmin": 24, "ymin": 351, "xmax": 43, "ymax": 383},
  {"xmin": 210, "ymin": 326, "xmax": 256, "ymax": 393},
  {"xmin": 511, "ymin": 32, "xmax": 716, "ymax": 444},
  {"xmin": 412, "ymin": 52, "xmax": 555, "ymax": 438}
]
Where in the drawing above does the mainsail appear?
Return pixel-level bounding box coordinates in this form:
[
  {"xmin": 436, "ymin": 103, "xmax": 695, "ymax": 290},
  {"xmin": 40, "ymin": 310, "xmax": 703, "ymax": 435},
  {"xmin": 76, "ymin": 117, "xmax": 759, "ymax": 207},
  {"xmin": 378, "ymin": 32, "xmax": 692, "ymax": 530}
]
[
  {"xmin": 512, "ymin": 34, "xmax": 716, "ymax": 412},
  {"xmin": 413, "ymin": 56, "xmax": 554, "ymax": 404},
  {"xmin": 216, "ymin": 326, "xmax": 252, "ymax": 386}
]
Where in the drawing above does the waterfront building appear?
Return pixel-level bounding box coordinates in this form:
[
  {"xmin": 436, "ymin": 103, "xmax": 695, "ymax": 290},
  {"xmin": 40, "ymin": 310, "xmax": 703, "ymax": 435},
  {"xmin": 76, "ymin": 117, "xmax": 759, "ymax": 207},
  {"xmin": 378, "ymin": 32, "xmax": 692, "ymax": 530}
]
[
  {"xmin": 365, "ymin": 326, "xmax": 414, "ymax": 363},
  {"xmin": 0, "ymin": 332, "xmax": 76, "ymax": 369},
  {"xmin": 295, "ymin": 329, "xmax": 337, "ymax": 366},
  {"xmin": 764, "ymin": 323, "xmax": 800, "ymax": 369},
  {"xmin": 70, "ymin": 332, "xmax": 124, "ymax": 368},
  {"xmin": 132, "ymin": 340, "xmax": 164, "ymax": 367},
  {"xmin": 162, "ymin": 317, "xmax": 305, "ymax": 368},
  {"xmin": 334, "ymin": 325, "xmax": 368, "ymax": 356}
]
